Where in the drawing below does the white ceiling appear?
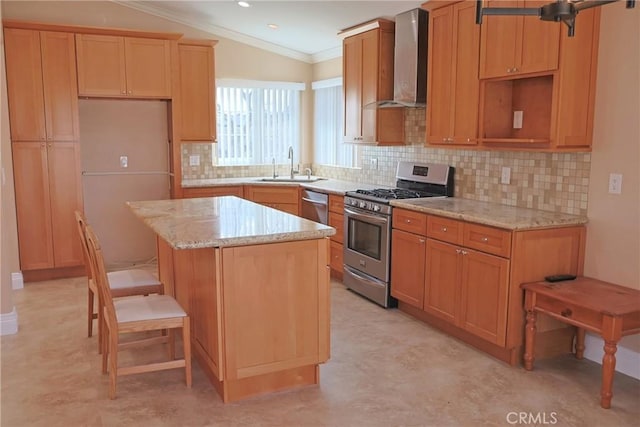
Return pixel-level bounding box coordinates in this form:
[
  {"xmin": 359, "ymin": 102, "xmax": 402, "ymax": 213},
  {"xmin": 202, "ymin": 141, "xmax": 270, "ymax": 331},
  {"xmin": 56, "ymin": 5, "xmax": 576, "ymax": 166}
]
[{"xmin": 115, "ymin": 1, "xmax": 424, "ymax": 63}]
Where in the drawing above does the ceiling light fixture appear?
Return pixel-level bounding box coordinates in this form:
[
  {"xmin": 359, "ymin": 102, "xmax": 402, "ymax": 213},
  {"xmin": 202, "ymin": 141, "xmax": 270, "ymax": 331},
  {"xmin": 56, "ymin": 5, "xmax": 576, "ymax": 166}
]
[
  {"xmin": 267, "ymin": 24, "xmax": 279, "ymax": 30},
  {"xmin": 237, "ymin": 1, "xmax": 250, "ymax": 8}
]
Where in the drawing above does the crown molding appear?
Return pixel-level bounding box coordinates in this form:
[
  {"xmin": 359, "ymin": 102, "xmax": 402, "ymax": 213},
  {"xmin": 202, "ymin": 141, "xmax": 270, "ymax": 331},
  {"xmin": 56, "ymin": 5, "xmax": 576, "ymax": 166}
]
[
  {"xmin": 311, "ymin": 46, "xmax": 343, "ymax": 63},
  {"xmin": 111, "ymin": 0, "xmax": 318, "ymax": 63}
]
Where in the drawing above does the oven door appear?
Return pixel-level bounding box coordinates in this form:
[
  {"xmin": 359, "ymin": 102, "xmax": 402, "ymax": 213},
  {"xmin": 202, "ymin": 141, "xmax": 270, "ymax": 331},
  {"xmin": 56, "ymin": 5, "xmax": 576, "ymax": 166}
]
[{"xmin": 343, "ymin": 205, "xmax": 391, "ymax": 282}]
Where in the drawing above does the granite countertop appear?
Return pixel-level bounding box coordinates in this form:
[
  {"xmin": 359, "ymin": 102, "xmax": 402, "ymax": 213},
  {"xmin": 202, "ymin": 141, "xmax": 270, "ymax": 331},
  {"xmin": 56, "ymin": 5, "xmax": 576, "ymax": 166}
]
[
  {"xmin": 128, "ymin": 196, "xmax": 335, "ymax": 249},
  {"xmin": 181, "ymin": 177, "xmax": 386, "ymax": 196},
  {"xmin": 390, "ymin": 198, "xmax": 588, "ymax": 231}
]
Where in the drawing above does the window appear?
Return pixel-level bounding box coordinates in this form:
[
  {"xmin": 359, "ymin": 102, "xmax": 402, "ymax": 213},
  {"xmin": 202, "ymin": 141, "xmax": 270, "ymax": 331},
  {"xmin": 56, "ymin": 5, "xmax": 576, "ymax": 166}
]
[
  {"xmin": 215, "ymin": 79, "xmax": 303, "ymax": 165},
  {"xmin": 312, "ymin": 78, "xmax": 358, "ymax": 168}
]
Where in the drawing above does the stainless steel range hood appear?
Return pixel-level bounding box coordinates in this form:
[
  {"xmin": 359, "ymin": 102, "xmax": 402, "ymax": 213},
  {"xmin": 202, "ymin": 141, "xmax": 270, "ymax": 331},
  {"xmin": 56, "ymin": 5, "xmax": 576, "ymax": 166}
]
[{"xmin": 376, "ymin": 8, "xmax": 428, "ymax": 108}]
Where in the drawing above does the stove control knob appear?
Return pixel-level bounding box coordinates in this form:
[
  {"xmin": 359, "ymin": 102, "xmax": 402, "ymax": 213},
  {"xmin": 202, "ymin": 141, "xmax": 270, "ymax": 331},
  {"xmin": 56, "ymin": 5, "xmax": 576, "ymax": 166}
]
[
  {"xmin": 372, "ymin": 205, "xmax": 381, "ymax": 212},
  {"xmin": 350, "ymin": 199, "xmax": 358, "ymax": 206},
  {"xmin": 359, "ymin": 201, "xmax": 366, "ymax": 209}
]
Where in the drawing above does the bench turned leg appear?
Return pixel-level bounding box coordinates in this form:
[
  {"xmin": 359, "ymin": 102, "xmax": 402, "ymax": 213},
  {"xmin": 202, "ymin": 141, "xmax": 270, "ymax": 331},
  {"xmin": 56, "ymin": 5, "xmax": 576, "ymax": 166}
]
[
  {"xmin": 601, "ymin": 340, "xmax": 617, "ymax": 409},
  {"xmin": 523, "ymin": 309, "xmax": 537, "ymax": 371},
  {"xmin": 575, "ymin": 328, "xmax": 586, "ymax": 359}
]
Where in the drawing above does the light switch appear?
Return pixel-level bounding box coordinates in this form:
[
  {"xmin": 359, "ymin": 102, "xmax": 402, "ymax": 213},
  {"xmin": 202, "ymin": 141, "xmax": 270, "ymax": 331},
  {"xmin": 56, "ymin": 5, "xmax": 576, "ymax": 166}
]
[
  {"xmin": 513, "ymin": 111, "xmax": 523, "ymax": 129},
  {"xmin": 119, "ymin": 156, "xmax": 128, "ymax": 168}
]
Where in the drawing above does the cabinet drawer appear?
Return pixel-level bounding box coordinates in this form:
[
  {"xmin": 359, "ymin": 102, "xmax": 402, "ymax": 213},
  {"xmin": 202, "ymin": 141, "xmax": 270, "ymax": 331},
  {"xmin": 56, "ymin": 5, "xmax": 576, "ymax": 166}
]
[
  {"xmin": 463, "ymin": 223, "xmax": 511, "ymax": 258},
  {"xmin": 427, "ymin": 216, "xmax": 463, "ymax": 245},
  {"xmin": 535, "ymin": 294, "xmax": 601, "ymax": 332},
  {"xmin": 182, "ymin": 186, "xmax": 244, "ymax": 198},
  {"xmin": 329, "ymin": 241, "xmax": 344, "ymax": 273},
  {"xmin": 246, "ymin": 185, "xmax": 299, "ymax": 204},
  {"xmin": 328, "ymin": 212, "xmax": 344, "ymax": 244},
  {"xmin": 264, "ymin": 202, "xmax": 298, "ymax": 215},
  {"xmin": 393, "ymin": 209, "xmax": 427, "ymax": 235},
  {"xmin": 328, "ymin": 194, "xmax": 344, "ymax": 213}
]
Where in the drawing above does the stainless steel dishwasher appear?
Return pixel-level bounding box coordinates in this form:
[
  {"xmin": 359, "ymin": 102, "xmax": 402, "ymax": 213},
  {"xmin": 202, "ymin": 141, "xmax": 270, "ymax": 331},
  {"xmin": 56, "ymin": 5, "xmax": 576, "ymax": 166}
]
[{"xmin": 300, "ymin": 189, "xmax": 328, "ymax": 224}]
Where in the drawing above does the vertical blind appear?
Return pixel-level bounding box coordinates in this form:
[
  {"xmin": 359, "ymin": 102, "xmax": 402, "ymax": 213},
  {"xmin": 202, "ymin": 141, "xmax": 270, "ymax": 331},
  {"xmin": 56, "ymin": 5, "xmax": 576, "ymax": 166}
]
[
  {"xmin": 216, "ymin": 79, "xmax": 303, "ymax": 165},
  {"xmin": 312, "ymin": 78, "xmax": 357, "ymax": 167}
]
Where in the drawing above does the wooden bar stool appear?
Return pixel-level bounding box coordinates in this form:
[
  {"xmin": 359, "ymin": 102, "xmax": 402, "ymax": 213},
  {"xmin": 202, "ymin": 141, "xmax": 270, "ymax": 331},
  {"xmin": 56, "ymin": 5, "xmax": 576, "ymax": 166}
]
[
  {"xmin": 85, "ymin": 224, "xmax": 191, "ymax": 399},
  {"xmin": 74, "ymin": 211, "xmax": 163, "ymax": 350}
]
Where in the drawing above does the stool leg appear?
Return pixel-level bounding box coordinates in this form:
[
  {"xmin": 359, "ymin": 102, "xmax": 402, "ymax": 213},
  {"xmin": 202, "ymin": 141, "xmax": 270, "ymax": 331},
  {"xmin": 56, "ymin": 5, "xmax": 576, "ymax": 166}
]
[
  {"xmin": 575, "ymin": 328, "xmax": 585, "ymax": 359},
  {"xmin": 601, "ymin": 340, "xmax": 617, "ymax": 409},
  {"xmin": 183, "ymin": 317, "xmax": 192, "ymax": 388},
  {"xmin": 87, "ymin": 286, "xmax": 94, "ymax": 337}
]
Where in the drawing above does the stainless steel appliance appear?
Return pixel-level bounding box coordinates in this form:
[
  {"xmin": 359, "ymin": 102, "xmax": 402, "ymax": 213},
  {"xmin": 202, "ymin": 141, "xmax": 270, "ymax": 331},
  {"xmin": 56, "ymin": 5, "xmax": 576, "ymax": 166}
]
[
  {"xmin": 301, "ymin": 189, "xmax": 328, "ymax": 225},
  {"xmin": 343, "ymin": 161, "xmax": 454, "ymax": 307}
]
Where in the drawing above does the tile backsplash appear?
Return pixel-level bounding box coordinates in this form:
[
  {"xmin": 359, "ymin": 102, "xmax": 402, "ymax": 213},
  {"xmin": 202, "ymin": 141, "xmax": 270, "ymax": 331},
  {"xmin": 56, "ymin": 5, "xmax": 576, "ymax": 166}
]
[{"xmin": 182, "ymin": 108, "xmax": 590, "ymax": 216}]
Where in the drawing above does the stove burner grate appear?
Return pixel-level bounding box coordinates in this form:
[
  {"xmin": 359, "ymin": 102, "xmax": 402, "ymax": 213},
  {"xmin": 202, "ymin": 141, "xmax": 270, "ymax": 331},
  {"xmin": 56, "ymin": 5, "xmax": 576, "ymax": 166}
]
[{"xmin": 355, "ymin": 188, "xmax": 424, "ymax": 200}]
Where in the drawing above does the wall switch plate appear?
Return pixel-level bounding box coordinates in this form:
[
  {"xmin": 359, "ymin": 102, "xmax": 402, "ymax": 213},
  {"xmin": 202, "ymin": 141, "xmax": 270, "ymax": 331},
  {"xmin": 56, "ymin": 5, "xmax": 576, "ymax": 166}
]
[
  {"xmin": 189, "ymin": 155, "xmax": 200, "ymax": 167},
  {"xmin": 501, "ymin": 166, "xmax": 511, "ymax": 184},
  {"xmin": 513, "ymin": 111, "xmax": 523, "ymax": 129},
  {"xmin": 119, "ymin": 156, "xmax": 128, "ymax": 168},
  {"xmin": 608, "ymin": 173, "xmax": 622, "ymax": 194},
  {"xmin": 370, "ymin": 158, "xmax": 378, "ymax": 169}
]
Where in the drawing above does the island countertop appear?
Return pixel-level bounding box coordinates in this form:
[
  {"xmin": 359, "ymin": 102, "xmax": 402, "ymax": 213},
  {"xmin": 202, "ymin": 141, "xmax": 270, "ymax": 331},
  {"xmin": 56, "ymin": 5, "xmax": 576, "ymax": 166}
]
[
  {"xmin": 128, "ymin": 196, "xmax": 335, "ymax": 249},
  {"xmin": 390, "ymin": 198, "xmax": 588, "ymax": 230}
]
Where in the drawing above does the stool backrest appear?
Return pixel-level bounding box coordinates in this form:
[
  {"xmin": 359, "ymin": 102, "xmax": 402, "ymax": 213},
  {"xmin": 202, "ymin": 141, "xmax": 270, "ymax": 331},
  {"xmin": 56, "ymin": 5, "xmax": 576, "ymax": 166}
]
[
  {"xmin": 74, "ymin": 210, "xmax": 93, "ymax": 281},
  {"xmin": 84, "ymin": 225, "xmax": 117, "ymax": 329}
]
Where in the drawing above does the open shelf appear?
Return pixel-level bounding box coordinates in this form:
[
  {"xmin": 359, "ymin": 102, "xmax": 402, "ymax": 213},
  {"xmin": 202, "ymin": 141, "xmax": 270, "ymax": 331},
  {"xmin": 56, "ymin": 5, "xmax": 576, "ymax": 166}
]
[{"xmin": 481, "ymin": 74, "xmax": 554, "ymax": 142}]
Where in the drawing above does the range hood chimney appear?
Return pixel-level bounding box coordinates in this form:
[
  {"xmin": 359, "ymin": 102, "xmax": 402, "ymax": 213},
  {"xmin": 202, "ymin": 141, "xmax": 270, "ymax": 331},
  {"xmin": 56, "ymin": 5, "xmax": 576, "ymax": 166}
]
[{"xmin": 378, "ymin": 8, "xmax": 428, "ymax": 108}]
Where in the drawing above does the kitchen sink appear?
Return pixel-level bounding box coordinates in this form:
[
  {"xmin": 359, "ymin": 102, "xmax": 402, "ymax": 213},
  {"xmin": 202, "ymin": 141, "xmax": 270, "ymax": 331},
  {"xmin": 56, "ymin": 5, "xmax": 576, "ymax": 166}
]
[{"xmin": 257, "ymin": 176, "xmax": 327, "ymax": 183}]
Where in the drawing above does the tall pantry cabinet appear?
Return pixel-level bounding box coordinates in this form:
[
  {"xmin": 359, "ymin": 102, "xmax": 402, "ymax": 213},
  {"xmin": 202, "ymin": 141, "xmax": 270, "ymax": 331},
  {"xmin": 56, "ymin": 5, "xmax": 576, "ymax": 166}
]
[{"xmin": 4, "ymin": 28, "xmax": 84, "ymax": 273}]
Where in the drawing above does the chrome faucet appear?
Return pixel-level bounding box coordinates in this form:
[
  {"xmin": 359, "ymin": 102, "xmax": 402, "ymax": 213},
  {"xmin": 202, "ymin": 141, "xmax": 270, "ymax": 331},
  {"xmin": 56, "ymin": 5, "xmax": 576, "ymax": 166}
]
[
  {"xmin": 287, "ymin": 146, "xmax": 298, "ymax": 179},
  {"xmin": 305, "ymin": 167, "xmax": 312, "ymax": 180}
]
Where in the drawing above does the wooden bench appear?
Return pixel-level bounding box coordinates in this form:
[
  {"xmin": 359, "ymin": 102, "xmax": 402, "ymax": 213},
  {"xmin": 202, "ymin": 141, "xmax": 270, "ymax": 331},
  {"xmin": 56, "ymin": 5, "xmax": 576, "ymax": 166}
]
[{"xmin": 521, "ymin": 277, "xmax": 640, "ymax": 409}]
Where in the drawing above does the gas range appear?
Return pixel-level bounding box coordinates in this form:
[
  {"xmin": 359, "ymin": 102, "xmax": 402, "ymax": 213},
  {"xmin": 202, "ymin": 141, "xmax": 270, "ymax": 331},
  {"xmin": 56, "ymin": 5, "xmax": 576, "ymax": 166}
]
[{"xmin": 344, "ymin": 162, "xmax": 454, "ymax": 215}]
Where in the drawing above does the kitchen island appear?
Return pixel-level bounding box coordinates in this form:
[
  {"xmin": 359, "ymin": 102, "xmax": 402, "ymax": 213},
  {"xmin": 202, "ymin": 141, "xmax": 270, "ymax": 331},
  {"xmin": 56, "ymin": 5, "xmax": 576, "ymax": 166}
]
[{"xmin": 128, "ymin": 196, "xmax": 335, "ymax": 402}]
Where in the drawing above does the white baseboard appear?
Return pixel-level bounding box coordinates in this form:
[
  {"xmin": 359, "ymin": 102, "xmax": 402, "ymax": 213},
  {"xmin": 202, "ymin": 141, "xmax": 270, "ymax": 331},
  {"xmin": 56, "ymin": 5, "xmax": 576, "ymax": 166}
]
[
  {"xmin": 12, "ymin": 271, "xmax": 23, "ymax": 290},
  {"xmin": 583, "ymin": 333, "xmax": 640, "ymax": 380},
  {"xmin": 0, "ymin": 307, "xmax": 18, "ymax": 336}
]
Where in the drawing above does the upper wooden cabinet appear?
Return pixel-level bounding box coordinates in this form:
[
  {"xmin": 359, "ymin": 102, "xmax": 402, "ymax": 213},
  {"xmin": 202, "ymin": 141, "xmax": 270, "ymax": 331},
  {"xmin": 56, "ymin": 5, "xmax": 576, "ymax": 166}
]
[
  {"xmin": 178, "ymin": 41, "xmax": 217, "ymax": 142},
  {"xmin": 426, "ymin": 2, "xmax": 480, "ymax": 146},
  {"xmin": 479, "ymin": 8, "xmax": 600, "ymax": 150},
  {"xmin": 342, "ymin": 22, "xmax": 405, "ymax": 145},
  {"xmin": 76, "ymin": 34, "xmax": 171, "ymax": 98},
  {"xmin": 4, "ymin": 28, "xmax": 79, "ymax": 142},
  {"xmin": 479, "ymin": 0, "xmax": 560, "ymax": 79}
]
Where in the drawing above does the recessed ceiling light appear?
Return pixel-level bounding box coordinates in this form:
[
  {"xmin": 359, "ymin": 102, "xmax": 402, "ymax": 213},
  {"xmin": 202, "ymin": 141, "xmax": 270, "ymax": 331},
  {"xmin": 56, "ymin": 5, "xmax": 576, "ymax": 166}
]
[
  {"xmin": 267, "ymin": 24, "xmax": 279, "ymax": 30},
  {"xmin": 238, "ymin": 1, "xmax": 250, "ymax": 8}
]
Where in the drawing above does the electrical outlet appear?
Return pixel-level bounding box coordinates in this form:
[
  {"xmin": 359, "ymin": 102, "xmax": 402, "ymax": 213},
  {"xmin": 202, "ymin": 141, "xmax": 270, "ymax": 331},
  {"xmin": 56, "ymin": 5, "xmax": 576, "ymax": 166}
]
[
  {"xmin": 608, "ymin": 173, "xmax": 622, "ymax": 194},
  {"xmin": 513, "ymin": 111, "xmax": 523, "ymax": 129},
  {"xmin": 370, "ymin": 158, "xmax": 378, "ymax": 170},
  {"xmin": 501, "ymin": 167, "xmax": 511, "ymax": 184},
  {"xmin": 189, "ymin": 155, "xmax": 200, "ymax": 167},
  {"xmin": 119, "ymin": 156, "xmax": 128, "ymax": 168}
]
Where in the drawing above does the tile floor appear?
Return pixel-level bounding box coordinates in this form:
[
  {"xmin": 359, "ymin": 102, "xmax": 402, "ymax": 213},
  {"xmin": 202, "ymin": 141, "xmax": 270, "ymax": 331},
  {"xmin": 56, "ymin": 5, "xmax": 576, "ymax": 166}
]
[{"xmin": 1, "ymin": 277, "xmax": 638, "ymax": 427}]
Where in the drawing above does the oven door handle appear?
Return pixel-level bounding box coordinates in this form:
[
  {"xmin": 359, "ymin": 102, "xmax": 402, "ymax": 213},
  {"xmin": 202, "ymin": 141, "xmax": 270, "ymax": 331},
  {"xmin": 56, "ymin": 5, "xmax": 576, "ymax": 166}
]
[{"xmin": 344, "ymin": 207, "xmax": 389, "ymax": 225}]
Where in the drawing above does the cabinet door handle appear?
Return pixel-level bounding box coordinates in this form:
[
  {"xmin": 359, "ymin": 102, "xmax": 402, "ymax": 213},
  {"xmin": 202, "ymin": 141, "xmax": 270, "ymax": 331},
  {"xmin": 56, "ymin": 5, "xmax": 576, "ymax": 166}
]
[
  {"xmin": 405, "ymin": 219, "xmax": 411, "ymax": 223},
  {"xmin": 456, "ymin": 248, "xmax": 462, "ymax": 254},
  {"xmin": 121, "ymin": 90, "xmax": 126, "ymax": 94},
  {"xmin": 481, "ymin": 237, "xmax": 489, "ymax": 242},
  {"xmin": 419, "ymin": 239, "xmax": 425, "ymax": 244},
  {"xmin": 442, "ymin": 227, "xmax": 447, "ymax": 232},
  {"xmin": 461, "ymin": 250, "xmax": 468, "ymax": 255},
  {"xmin": 40, "ymin": 143, "xmax": 45, "ymax": 147},
  {"xmin": 561, "ymin": 308, "xmax": 573, "ymax": 317}
]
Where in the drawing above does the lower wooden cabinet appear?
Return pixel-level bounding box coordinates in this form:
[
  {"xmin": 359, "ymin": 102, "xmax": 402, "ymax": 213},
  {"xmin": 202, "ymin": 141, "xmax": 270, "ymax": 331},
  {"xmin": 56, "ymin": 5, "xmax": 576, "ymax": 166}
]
[
  {"xmin": 390, "ymin": 207, "xmax": 585, "ymax": 364},
  {"xmin": 12, "ymin": 142, "xmax": 84, "ymax": 270},
  {"xmin": 244, "ymin": 185, "xmax": 299, "ymax": 215},
  {"xmin": 390, "ymin": 229, "xmax": 426, "ymax": 309},
  {"xmin": 328, "ymin": 194, "xmax": 344, "ymax": 278},
  {"xmin": 329, "ymin": 240, "xmax": 344, "ymax": 277}
]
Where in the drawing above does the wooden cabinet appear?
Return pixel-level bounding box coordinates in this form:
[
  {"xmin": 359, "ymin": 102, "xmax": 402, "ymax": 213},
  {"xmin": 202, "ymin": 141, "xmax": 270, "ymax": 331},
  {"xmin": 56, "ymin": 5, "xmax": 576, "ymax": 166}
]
[
  {"xmin": 390, "ymin": 229, "xmax": 426, "ymax": 309},
  {"xmin": 391, "ymin": 207, "xmax": 586, "ymax": 364},
  {"xmin": 244, "ymin": 185, "xmax": 299, "ymax": 215},
  {"xmin": 426, "ymin": 1, "xmax": 480, "ymax": 146},
  {"xmin": 479, "ymin": 0, "xmax": 560, "ymax": 79},
  {"xmin": 178, "ymin": 41, "xmax": 217, "ymax": 142},
  {"xmin": 342, "ymin": 22, "xmax": 405, "ymax": 145},
  {"xmin": 327, "ymin": 194, "xmax": 345, "ymax": 278},
  {"xmin": 4, "ymin": 29, "xmax": 79, "ymax": 142},
  {"xmin": 11, "ymin": 142, "xmax": 84, "ymax": 270},
  {"xmin": 182, "ymin": 186, "xmax": 244, "ymax": 199},
  {"xmin": 76, "ymin": 34, "xmax": 171, "ymax": 98},
  {"xmin": 478, "ymin": 8, "xmax": 600, "ymax": 150}
]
